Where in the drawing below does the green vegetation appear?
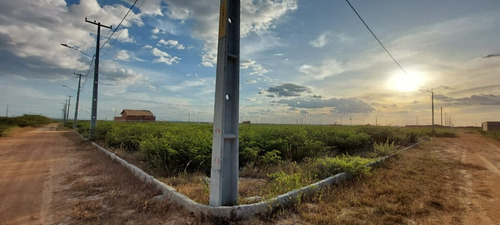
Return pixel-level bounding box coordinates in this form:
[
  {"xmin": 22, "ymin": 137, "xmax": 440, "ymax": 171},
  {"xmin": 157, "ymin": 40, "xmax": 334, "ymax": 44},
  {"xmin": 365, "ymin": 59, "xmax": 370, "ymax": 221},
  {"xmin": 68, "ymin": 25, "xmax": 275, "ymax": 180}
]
[
  {"xmin": 73, "ymin": 121, "xmax": 459, "ymax": 202},
  {"xmin": 0, "ymin": 115, "xmax": 53, "ymax": 136},
  {"xmin": 76, "ymin": 122, "xmax": 445, "ymax": 176},
  {"xmin": 482, "ymin": 129, "xmax": 500, "ymax": 141}
]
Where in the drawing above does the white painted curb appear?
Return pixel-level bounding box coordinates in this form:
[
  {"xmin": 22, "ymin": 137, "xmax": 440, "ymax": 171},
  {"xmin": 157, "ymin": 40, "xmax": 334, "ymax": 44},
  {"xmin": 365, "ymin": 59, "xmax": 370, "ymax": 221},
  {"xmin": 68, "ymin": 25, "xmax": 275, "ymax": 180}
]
[{"xmin": 80, "ymin": 132, "xmax": 426, "ymax": 219}]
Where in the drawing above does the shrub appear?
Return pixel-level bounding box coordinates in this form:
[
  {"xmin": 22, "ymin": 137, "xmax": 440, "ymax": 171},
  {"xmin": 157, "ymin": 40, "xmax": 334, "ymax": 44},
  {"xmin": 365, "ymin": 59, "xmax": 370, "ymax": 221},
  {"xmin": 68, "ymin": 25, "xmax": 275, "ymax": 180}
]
[
  {"xmin": 268, "ymin": 171, "xmax": 311, "ymax": 196},
  {"xmin": 373, "ymin": 139, "xmax": 398, "ymax": 157},
  {"xmin": 310, "ymin": 155, "xmax": 375, "ymax": 179}
]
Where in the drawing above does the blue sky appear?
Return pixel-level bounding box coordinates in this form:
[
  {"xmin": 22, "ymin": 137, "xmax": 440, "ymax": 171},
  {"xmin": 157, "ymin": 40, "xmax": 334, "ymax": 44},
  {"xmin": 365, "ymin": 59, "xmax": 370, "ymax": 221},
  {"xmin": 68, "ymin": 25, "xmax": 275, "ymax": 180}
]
[{"xmin": 0, "ymin": 0, "xmax": 499, "ymax": 126}]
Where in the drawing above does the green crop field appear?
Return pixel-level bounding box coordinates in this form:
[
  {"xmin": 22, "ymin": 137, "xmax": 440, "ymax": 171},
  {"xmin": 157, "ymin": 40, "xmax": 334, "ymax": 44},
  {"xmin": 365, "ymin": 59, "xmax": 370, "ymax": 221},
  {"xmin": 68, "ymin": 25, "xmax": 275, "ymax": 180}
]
[{"xmin": 75, "ymin": 121, "xmax": 454, "ymax": 176}]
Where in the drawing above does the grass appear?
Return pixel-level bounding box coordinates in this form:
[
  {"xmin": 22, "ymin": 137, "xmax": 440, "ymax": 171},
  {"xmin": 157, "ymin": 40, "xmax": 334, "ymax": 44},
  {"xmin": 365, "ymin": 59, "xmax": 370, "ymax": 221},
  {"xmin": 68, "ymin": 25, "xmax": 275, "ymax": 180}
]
[
  {"xmin": 249, "ymin": 140, "xmax": 465, "ymax": 224},
  {"xmin": 482, "ymin": 129, "xmax": 500, "ymax": 141},
  {"xmin": 61, "ymin": 132, "xmax": 196, "ymax": 224}
]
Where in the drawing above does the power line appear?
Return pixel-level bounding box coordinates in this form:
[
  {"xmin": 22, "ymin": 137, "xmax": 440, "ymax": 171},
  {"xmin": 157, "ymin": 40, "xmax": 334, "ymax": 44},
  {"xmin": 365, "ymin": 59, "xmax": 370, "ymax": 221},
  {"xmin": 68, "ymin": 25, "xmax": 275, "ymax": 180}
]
[
  {"xmin": 100, "ymin": 0, "xmax": 146, "ymax": 59},
  {"xmin": 344, "ymin": 0, "xmax": 407, "ymax": 74},
  {"xmin": 99, "ymin": 0, "xmax": 139, "ymax": 51}
]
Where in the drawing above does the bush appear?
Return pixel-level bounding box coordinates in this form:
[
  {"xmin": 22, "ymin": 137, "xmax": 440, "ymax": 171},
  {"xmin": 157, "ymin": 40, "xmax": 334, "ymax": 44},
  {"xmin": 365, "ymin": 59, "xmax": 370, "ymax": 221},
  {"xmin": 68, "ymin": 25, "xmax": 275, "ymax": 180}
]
[
  {"xmin": 372, "ymin": 139, "xmax": 399, "ymax": 157},
  {"xmin": 310, "ymin": 155, "xmax": 375, "ymax": 179}
]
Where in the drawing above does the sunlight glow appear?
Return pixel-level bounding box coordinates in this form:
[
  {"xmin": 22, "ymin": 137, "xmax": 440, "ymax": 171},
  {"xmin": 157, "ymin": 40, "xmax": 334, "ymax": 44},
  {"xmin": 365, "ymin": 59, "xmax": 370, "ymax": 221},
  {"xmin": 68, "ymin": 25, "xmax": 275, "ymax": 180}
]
[{"xmin": 388, "ymin": 71, "xmax": 424, "ymax": 92}]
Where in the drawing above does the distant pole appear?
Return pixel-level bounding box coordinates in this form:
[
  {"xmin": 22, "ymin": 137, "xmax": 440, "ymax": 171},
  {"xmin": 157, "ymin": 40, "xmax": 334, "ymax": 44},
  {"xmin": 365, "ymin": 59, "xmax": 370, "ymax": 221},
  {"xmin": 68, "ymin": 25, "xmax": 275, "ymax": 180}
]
[
  {"xmin": 445, "ymin": 113, "xmax": 447, "ymax": 126},
  {"xmin": 63, "ymin": 100, "xmax": 68, "ymax": 124},
  {"xmin": 440, "ymin": 106, "xmax": 443, "ymax": 126},
  {"xmin": 73, "ymin": 73, "xmax": 86, "ymax": 129},
  {"xmin": 5, "ymin": 104, "xmax": 8, "ymax": 117},
  {"xmin": 432, "ymin": 92, "xmax": 435, "ymax": 133},
  {"xmin": 375, "ymin": 117, "xmax": 377, "ymax": 126},
  {"xmin": 209, "ymin": 0, "xmax": 240, "ymax": 207},
  {"xmin": 85, "ymin": 18, "xmax": 112, "ymax": 138},
  {"xmin": 350, "ymin": 116, "xmax": 352, "ymax": 126},
  {"xmin": 66, "ymin": 96, "xmax": 72, "ymax": 125},
  {"xmin": 340, "ymin": 116, "xmax": 342, "ymax": 125}
]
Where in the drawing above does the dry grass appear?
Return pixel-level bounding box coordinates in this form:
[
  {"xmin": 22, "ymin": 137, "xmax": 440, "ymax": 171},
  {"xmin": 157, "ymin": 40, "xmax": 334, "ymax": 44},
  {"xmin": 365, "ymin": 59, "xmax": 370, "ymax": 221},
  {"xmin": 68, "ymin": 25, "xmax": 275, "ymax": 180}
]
[
  {"xmin": 249, "ymin": 141, "xmax": 466, "ymax": 224},
  {"xmin": 60, "ymin": 132, "xmax": 196, "ymax": 224}
]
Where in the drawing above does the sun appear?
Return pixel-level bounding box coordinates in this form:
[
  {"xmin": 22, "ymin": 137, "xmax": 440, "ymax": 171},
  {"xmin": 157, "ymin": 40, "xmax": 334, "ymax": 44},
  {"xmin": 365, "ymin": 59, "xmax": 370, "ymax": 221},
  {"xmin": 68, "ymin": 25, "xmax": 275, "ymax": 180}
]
[{"xmin": 388, "ymin": 71, "xmax": 424, "ymax": 92}]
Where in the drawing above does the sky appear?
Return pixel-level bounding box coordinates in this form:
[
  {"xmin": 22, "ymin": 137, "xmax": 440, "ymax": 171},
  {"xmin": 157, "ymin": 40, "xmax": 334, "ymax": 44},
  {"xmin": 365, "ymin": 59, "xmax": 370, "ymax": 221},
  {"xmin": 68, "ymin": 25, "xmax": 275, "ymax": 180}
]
[{"xmin": 0, "ymin": 0, "xmax": 499, "ymax": 126}]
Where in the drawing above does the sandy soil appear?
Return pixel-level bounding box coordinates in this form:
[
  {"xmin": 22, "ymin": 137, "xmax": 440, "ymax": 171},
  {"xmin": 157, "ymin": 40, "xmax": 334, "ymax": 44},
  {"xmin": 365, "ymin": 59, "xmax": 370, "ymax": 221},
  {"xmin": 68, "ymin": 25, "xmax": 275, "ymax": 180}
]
[
  {"xmin": 0, "ymin": 123, "xmax": 75, "ymax": 224},
  {"xmin": 438, "ymin": 132, "xmax": 500, "ymax": 224},
  {"xmin": 1, "ymin": 125, "xmax": 499, "ymax": 224}
]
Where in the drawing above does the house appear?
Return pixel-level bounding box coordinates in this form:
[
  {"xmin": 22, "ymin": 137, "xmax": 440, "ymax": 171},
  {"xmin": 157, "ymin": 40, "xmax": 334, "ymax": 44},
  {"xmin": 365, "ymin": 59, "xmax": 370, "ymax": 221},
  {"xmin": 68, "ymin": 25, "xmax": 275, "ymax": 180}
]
[
  {"xmin": 114, "ymin": 109, "xmax": 156, "ymax": 122},
  {"xmin": 482, "ymin": 121, "xmax": 500, "ymax": 131}
]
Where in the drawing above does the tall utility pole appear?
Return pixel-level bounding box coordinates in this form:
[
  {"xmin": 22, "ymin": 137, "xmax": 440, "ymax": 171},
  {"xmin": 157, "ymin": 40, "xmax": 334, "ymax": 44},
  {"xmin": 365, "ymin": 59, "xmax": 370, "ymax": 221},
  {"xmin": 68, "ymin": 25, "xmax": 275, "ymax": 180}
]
[
  {"xmin": 85, "ymin": 18, "xmax": 112, "ymax": 138},
  {"xmin": 5, "ymin": 104, "xmax": 8, "ymax": 117},
  {"xmin": 209, "ymin": 0, "xmax": 240, "ymax": 207},
  {"xmin": 63, "ymin": 100, "xmax": 68, "ymax": 124},
  {"xmin": 66, "ymin": 96, "xmax": 72, "ymax": 125},
  {"xmin": 73, "ymin": 73, "xmax": 86, "ymax": 129},
  {"xmin": 431, "ymin": 92, "xmax": 435, "ymax": 133},
  {"xmin": 440, "ymin": 106, "xmax": 443, "ymax": 126}
]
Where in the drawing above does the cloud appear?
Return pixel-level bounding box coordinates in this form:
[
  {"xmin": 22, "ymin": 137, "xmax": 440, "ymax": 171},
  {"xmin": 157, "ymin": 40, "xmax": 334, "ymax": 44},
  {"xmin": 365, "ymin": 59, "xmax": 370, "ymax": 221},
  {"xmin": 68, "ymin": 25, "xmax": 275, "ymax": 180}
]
[
  {"xmin": 0, "ymin": 0, "xmax": 145, "ymax": 80},
  {"xmin": 264, "ymin": 83, "xmax": 311, "ymax": 97},
  {"xmin": 299, "ymin": 59, "xmax": 344, "ymax": 80},
  {"xmin": 158, "ymin": 39, "xmax": 185, "ymax": 49},
  {"xmin": 241, "ymin": 59, "xmax": 269, "ymax": 75},
  {"xmin": 116, "ymin": 50, "xmax": 130, "ymax": 61},
  {"xmin": 139, "ymin": 0, "xmax": 163, "ymax": 16},
  {"xmin": 115, "ymin": 28, "xmax": 134, "ymax": 43},
  {"xmin": 482, "ymin": 53, "xmax": 500, "ymax": 58},
  {"xmin": 278, "ymin": 97, "xmax": 375, "ymax": 114},
  {"xmin": 98, "ymin": 62, "xmax": 156, "ymax": 92},
  {"xmin": 162, "ymin": 0, "xmax": 297, "ymax": 67},
  {"xmin": 152, "ymin": 48, "xmax": 180, "ymax": 65},
  {"xmin": 437, "ymin": 94, "xmax": 500, "ymax": 105},
  {"xmin": 152, "ymin": 27, "xmax": 160, "ymax": 34},
  {"xmin": 246, "ymin": 80, "xmax": 258, "ymax": 84},
  {"xmin": 309, "ymin": 31, "xmax": 332, "ymax": 48}
]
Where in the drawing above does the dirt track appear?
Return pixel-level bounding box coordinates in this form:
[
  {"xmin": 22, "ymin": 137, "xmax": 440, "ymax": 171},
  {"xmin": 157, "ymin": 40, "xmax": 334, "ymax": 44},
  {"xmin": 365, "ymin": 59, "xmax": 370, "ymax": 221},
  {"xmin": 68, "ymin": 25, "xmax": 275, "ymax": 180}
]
[
  {"xmin": 0, "ymin": 124, "xmax": 75, "ymax": 224},
  {"xmin": 438, "ymin": 132, "xmax": 500, "ymax": 224},
  {"xmin": 0, "ymin": 125, "xmax": 499, "ymax": 224}
]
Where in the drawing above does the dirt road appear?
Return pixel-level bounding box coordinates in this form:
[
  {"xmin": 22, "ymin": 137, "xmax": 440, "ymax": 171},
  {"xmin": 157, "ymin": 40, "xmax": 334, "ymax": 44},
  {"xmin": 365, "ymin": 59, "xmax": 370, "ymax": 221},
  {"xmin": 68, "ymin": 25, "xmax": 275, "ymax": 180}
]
[
  {"xmin": 0, "ymin": 124, "xmax": 74, "ymax": 224},
  {"xmin": 438, "ymin": 132, "xmax": 500, "ymax": 224}
]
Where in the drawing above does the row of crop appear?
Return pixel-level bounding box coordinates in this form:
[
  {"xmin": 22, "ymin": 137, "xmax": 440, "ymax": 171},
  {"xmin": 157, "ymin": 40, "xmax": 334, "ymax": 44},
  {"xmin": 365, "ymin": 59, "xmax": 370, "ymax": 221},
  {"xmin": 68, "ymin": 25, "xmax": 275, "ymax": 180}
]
[{"xmin": 76, "ymin": 121, "xmax": 439, "ymax": 176}]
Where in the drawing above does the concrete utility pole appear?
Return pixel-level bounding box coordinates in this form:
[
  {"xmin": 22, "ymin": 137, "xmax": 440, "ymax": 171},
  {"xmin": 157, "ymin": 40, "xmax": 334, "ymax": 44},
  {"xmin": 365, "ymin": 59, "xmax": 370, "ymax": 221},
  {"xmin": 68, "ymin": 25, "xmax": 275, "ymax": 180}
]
[
  {"xmin": 63, "ymin": 100, "xmax": 68, "ymax": 124},
  {"xmin": 66, "ymin": 96, "xmax": 72, "ymax": 125},
  {"xmin": 73, "ymin": 73, "xmax": 86, "ymax": 129},
  {"xmin": 5, "ymin": 104, "xmax": 8, "ymax": 117},
  {"xmin": 209, "ymin": 0, "xmax": 240, "ymax": 207},
  {"xmin": 440, "ymin": 106, "xmax": 443, "ymax": 126},
  {"xmin": 85, "ymin": 18, "xmax": 112, "ymax": 138},
  {"xmin": 431, "ymin": 92, "xmax": 435, "ymax": 133}
]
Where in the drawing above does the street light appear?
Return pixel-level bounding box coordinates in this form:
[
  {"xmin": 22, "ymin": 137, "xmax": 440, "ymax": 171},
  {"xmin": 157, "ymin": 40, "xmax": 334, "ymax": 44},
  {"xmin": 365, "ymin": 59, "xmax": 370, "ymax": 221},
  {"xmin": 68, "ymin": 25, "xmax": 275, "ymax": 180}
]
[{"xmin": 60, "ymin": 43, "xmax": 94, "ymax": 59}]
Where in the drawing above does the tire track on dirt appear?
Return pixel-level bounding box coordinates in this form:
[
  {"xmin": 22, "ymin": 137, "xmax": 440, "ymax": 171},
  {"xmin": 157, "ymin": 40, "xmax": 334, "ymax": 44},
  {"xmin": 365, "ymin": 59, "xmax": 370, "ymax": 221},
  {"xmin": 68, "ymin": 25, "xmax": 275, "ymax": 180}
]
[{"xmin": 0, "ymin": 124, "xmax": 71, "ymax": 225}]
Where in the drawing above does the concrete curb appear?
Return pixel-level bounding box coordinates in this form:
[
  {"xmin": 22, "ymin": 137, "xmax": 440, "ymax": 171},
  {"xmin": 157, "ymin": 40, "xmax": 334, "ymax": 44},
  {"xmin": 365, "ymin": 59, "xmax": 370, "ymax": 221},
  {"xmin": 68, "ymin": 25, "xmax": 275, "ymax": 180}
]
[{"xmin": 80, "ymin": 132, "xmax": 427, "ymax": 219}]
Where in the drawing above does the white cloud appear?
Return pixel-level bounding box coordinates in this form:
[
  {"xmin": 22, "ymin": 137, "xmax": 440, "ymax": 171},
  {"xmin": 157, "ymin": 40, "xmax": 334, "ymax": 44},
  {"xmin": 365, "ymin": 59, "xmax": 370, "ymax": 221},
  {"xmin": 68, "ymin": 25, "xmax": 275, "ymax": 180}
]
[
  {"xmin": 310, "ymin": 31, "xmax": 332, "ymax": 48},
  {"xmin": 299, "ymin": 59, "xmax": 344, "ymax": 80},
  {"xmin": 115, "ymin": 28, "xmax": 134, "ymax": 43},
  {"xmin": 152, "ymin": 27, "xmax": 160, "ymax": 34},
  {"xmin": 152, "ymin": 47, "xmax": 180, "ymax": 65},
  {"xmin": 139, "ymin": 0, "xmax": 163, "ymax": 16},
  {"xmin": 158, "ymin": 39, "xmax": 185, "ymax": 49},
  {"xmin": 144, "ymin": 44, "xmax": 153, "ymax": 49},
  {"xmin": 162, "ymin": 0, "xmax": 298, "ymax": 67},
  {"xmin": 116, "ymin": 50, "xmax": 130, "ymax": 61},
  {"xmin": 241, "ymin": 59, "xmax": 269, "ymax": 76}
]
